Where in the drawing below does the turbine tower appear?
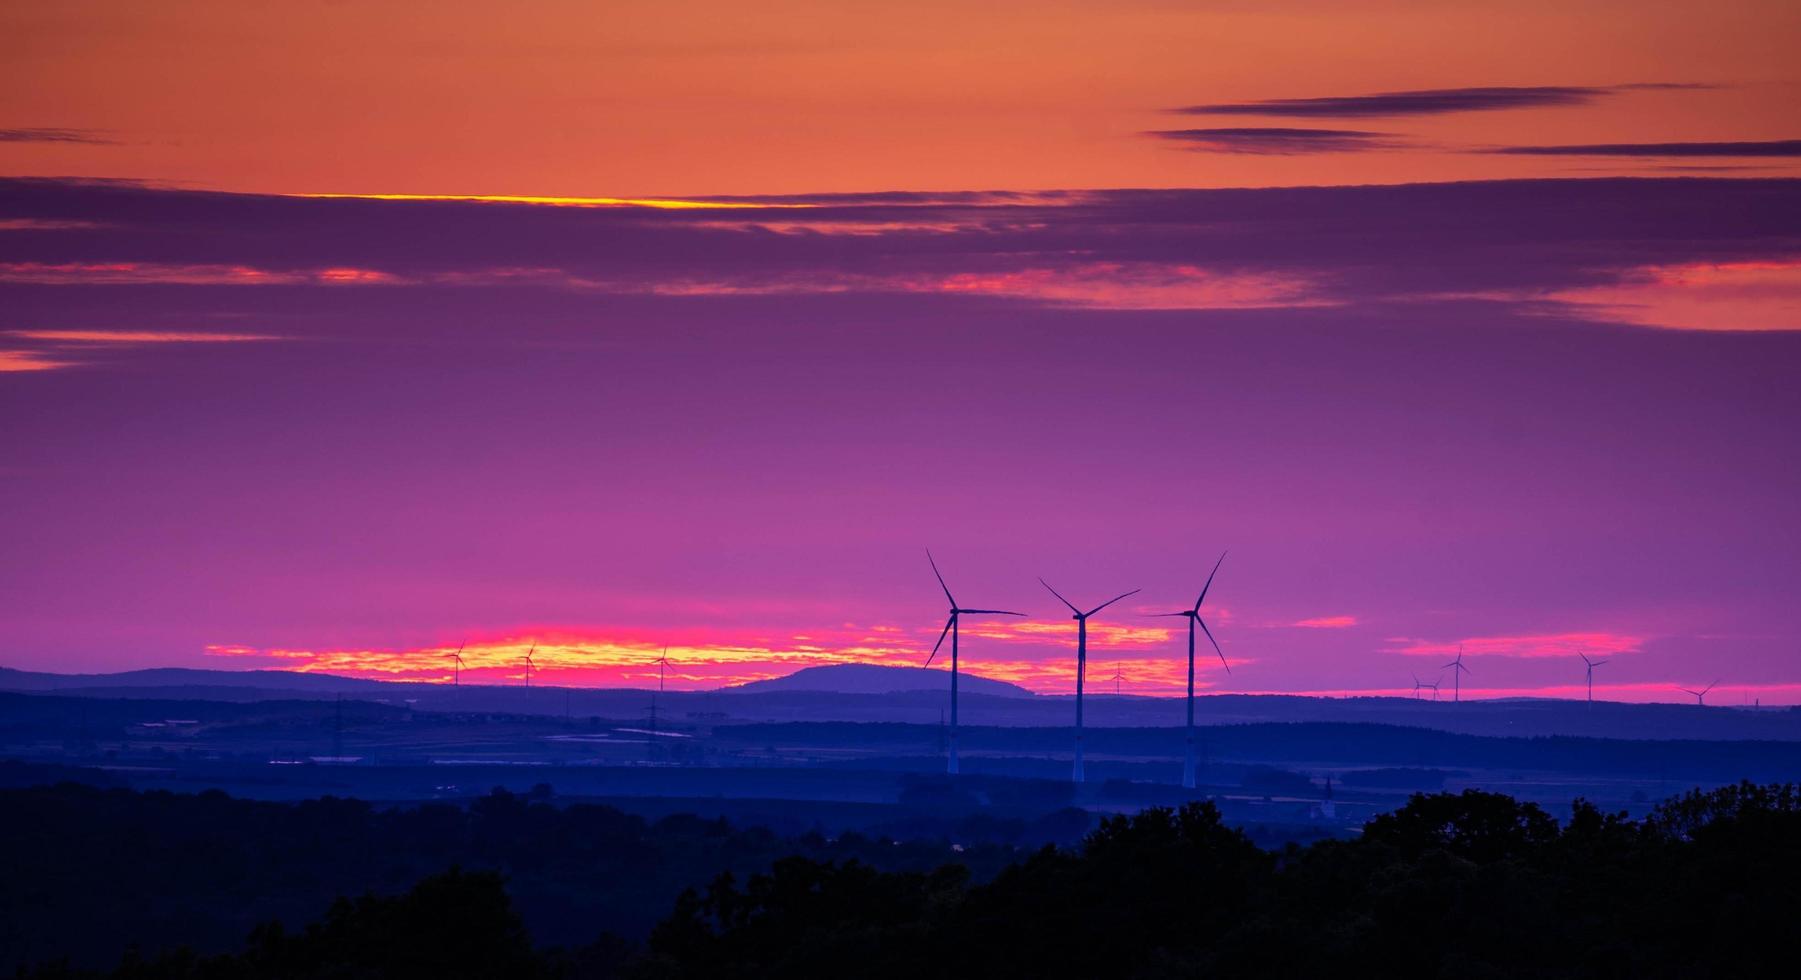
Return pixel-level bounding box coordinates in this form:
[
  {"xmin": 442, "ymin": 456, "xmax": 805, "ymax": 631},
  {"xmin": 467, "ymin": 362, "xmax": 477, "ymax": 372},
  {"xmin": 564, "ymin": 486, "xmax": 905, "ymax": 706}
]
[
  {"xmin": 1041, "ymin": 578, "xmax": 1140, "ymax": 784},
  {"xmin": 1148, "ymin": 552, "xmax": 1229, "ymax": 789},
  {"xmin": 925, "ymin": 551, "xmax": 1024, "ymax": 775},
  {"xmin": 1443, "ymin": 644, "xmax": 1471, "ymax": 703},
  {"xmin": 523, "ymin": 643, "xmax": 536, "ymax": 688},
  {"xmin": 1579, "ymin": 651, "xmax": 1607, "ymax": 705},
  {"xmin": 648, "ymin": 646, "xmax": 672, "ymax": 739},
  {"xmin": 1678, "ymin": 679, "xmax": 1719, "ymax": 706},
  {"xmin": 652, "ymin": 646, "xmax": 672, "ymax": 692},
  {"xmin": 447, "ymin": 642, "xmax": 466, "ymax": 687}
]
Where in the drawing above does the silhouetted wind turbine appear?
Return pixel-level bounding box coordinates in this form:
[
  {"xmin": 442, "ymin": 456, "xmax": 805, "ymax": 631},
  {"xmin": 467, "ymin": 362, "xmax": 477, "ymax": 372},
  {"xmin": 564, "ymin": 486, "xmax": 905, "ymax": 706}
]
[
  {"xmin": 925, "ymin": 551, "xmax": 1024, "ymax": 775},
  {"xmin": 1041, "ymin": 578, "xmax": 1140, "ymax": 784},
  {"xmin": 652, "ymin": 646, "xmax": 672, "ymax": 693},
  {"xmin": 1678, "ymin": 679, "xmax": 1719, "ymax": 706},
  {"xmin": 1111, "ymin": 663, "xmax": 1124, "ymax": 695},
  {"xmin": 1443, "ymin": 644, "xmax": 1471, "ymax": 702},
  {"xmin": 1579, "ymin": 651, "xmax": 1607, "ymax": 705},
  {"xmin": 1423, "ymin": 674, "xmax": 1442, "ymax": 701},
  {"xmin": 523, "ymin": 643, "xmax": 536, "ymax": 688},
  {"xmin": 647, "ymin": 646, "xmax": 672, "ymax": 744},
  {"xmin": 448, "ymin": 642, "xmax": 466, "ymax": 687},
  {"xmin": 1410, "ymin": 672, "xmax": 1423, "ymax": 700},
  {"xmin": 1148, "ymin": 552, "xmax": 1229, "ymax": 789}
]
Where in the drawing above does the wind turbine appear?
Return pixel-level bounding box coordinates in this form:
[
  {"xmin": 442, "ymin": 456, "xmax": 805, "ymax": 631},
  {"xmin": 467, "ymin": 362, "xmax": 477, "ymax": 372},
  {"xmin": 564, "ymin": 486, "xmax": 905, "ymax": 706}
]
[
  {"xmin": 1148, "ymin": 552, "xmax": 1229, "ymax": 789},
  {"xmin": 447, "ymin": 642, "xmax": 466, "ymax": 687},
  {"xmin": 1678, "ymin": 679, "xmax": 1719, "ymax": 706},
  {"xmin": 925, "ymin": 551, "xmax": 1024, "ymax": 775},
  {"xmin": 1579, "ymin": 651, "xmax": 1607, "ymax": 705},
  {"xmin": 1110, "ymin": 663, "xmax": 1125, "ymax": 696},
  {"xmin": 1423, "ymin": 674, "xmax": 1442, "ymax": 701},
  {"xmin": 523, "ymin": 643, "xmax": 536, "ymax": 688},
  {"xmin": 652, "ymin": 646, "xmax": 672, "ymax": 693},
  {"xmin": 1443, "ymin": 644, "xmax": 1471, "ymax": 703},
  {"xmin": 1041, "ymin": 578, "xmax": 1141, "ymax": 784},
  {"xmin": 1410, "ymin": 672, "xmax": 1423, "ymax": 700}
]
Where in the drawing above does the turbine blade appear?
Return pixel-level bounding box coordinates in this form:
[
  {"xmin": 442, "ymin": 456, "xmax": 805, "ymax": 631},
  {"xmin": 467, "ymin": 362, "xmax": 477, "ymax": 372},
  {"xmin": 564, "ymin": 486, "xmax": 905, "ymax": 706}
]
[
  {"xmin": 1194, "ymin": 551, "xmax": 1227, "ymax": 611},
  {"xmin": 1084, "ymin": 588, "xmax": 1142, "ymax": 617},
  {"xmin": 925, "ymin": 614, "xmax": 955, "ymax": 667},
  {"xmin": 926, "ymin": 549, "xmax": 956, "ymax": 607},
  {"xmin": 1039, "ymin": 578, "xmax": 1080, "ymax": 614},
  {"xmin": 1197, "ymin": 616, "xmax": 1229, "ymax": 674},
  {"xmin": 1148, "ymin": 612, "xmax": 1191, "ymax": 617},
  {"xmin": 959, "ymin": 609, "xmax": 1025, "ymax": 616}
]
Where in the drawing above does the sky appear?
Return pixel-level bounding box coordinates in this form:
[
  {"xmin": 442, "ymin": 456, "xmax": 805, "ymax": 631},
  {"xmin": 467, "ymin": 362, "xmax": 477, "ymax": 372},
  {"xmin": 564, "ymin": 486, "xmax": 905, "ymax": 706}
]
[{"xmin": 3, "ymin": 1, "xmax": 1800, "ymax": 703}]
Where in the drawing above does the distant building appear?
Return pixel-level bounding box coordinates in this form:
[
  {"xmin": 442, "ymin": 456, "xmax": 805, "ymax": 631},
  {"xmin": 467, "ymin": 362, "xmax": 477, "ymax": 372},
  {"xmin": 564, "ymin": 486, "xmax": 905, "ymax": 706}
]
[{"xmin": 1310, "ymin": 776, "xmax": 1337, "ymax": 820}]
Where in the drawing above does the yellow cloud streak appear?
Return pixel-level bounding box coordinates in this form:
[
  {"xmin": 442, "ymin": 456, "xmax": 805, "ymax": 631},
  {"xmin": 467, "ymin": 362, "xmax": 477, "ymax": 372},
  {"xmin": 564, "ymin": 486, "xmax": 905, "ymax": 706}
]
[{"xmin": 288, "ymin": 192, "xmax": 813, "ymax": 211}]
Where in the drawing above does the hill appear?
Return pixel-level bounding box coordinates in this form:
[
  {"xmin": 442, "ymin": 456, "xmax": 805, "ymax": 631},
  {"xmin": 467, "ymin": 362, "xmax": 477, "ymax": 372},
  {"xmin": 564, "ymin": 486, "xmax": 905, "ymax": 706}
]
[{"xmin": 726, "ymin": 663, "xmax": 1032, "ymax": 698}]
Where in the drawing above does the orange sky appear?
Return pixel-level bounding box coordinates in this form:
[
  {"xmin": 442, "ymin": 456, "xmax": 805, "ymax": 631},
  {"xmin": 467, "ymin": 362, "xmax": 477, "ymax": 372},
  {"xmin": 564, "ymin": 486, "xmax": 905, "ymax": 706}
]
[{"xmin": 4, "ymin": 0, "xmax": 1798, "ymax": 196}]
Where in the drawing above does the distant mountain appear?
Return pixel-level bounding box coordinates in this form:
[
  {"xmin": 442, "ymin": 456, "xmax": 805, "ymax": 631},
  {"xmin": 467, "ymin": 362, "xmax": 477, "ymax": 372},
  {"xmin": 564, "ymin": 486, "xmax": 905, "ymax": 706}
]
[
  {"xmin": 0, "ymin": 666, "xmax": 388, "ymax": 692},
  {"xmin": 728, "ymin": 664, "xmax": 1033, "ymax": 698}
]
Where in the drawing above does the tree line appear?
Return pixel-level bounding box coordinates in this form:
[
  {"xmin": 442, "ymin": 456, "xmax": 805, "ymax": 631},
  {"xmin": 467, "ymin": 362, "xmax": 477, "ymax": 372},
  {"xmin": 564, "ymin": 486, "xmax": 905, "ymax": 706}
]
[{"xmin": 11, "ymin": 782, "xmax": 1801, "ymax": 978}]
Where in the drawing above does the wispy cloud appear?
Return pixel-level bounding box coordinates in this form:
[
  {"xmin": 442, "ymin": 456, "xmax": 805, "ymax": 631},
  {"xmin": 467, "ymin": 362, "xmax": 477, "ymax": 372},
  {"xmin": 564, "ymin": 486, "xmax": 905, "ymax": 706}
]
[
  {"xmin": 0, "ymin": 127, "xmax": 117, "ymax": 145},
  {"xmin": 1489, "ymin": 139, "xmax": 1801, "ymax": 158},
  {"xmin": 0, "ymin": 349, "xmax": 72, "ymax": 372},
  {"xmin": 1387, "ymin": 632, "xmax": 1646, "ymax": 659},
  {"xmin": 0, "ymin": 328, "xmax": 285, "ymax": 373},
  {"xmin": 1544, "ymin": 259, "xmax": 1801, "ymax": 332},
  {"xmin": 10, "ymin": 329, "xmax": 282, "ymax": 344},
  {"xmin": 1145, "ymin": 127, "xmax": 1400, "ymax": 154},
  {"xmin": 1293, "ymin": 615, "xmax": 1358, "ymax": 629},
  {"xmin": 0, "ymin": 262, "xmax": 401, "ymax": 286},
  {"xmin": 1174, "ymin": 85, "xmax": 1616, "ymax": 119}
]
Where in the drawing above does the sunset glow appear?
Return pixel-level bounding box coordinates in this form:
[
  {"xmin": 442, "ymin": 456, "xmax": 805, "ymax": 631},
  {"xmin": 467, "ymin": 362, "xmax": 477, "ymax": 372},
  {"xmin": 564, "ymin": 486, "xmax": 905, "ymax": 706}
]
[{"xmin": 4, "ymin": 0, "xmax": 1800, "ymax": 704}]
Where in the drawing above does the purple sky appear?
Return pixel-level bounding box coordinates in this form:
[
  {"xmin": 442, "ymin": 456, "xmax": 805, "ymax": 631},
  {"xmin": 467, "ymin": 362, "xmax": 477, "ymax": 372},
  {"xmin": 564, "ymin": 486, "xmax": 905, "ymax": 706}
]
[{"xmin": 2, "ymin": 177, "xmax": 1799, "ymax": 701}]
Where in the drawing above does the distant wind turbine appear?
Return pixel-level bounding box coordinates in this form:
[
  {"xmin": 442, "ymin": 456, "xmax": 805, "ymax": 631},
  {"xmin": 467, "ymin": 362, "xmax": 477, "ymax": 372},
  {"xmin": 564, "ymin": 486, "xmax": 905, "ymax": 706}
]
[
  {"xmin": 1041, "ymin": 578, "xmax": 1140, "ymax": 784},
  {"xmin": 1148, "ymin": 551, "xmax": 1229, "ymax": 789},
  {"xmin": 648, "ymin": 646, "xmax": 673, "ymax": 743},
  {"xmin": 652, "ymin": 645, "xmax": 672, "ymax": 693},
  {"xmin": 925, "ymin": 551, "xmax": 1024, "ymax": 775},
  {"xmin": 448, "ymin": 642, "xmax": 466, "ymax": 687},
  {"xmin": 1678, "ymin": 679, "xmax": 1720, "ymax": 706},
  {"xmin": 523, "ymin": 643, "xmax": 536, "ymax": 688},
  {"xmin": 1111, "ymin": 663, "xmax": 1125, "ymax": 695},
  {"xmin": 1423, "ymin": 674, "xmax": 1442, "ymax": 701},
  {"xmin": 1579, "ymin": 651, "xmax": 1607, "ymax": 705},
  {"xmin": 1410, "ymin": 672, "xmax": 1423, "ymax": 700},
  {"xmin": 1443, "ymin": 644, "xmax": 1471, "ymax": 703}
]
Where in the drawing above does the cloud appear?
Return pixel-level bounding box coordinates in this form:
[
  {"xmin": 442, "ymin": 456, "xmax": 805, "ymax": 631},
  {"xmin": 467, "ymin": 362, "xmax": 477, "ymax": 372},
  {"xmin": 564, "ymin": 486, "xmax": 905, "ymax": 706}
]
[
  {"xmin": 4, "ymin": 176, "xmax": 1800, "ymax": 331},
  {"xmin": 1293, "ymin": 615, "xmax": 1358, "ymax": 629},
  {"xmin": 0, "ymin": 262, "xmax": 401, "ymax": 286},
  {"xmin": 1544, "ymin": 259, "xmax": 1801, "ymax": 332},
  {"xmin": 1489, "ymin": 139, "xmax": 1801, "ymax": 158},
  {"xmin": 1146, "ymin": 127, "xmax": 1399, "ymax": 154},
  {"xmin": 0, "ymin": 127, "xmax": 116, "ymax": 145},
  {"xmin": 0, "ymin": 349, "xmax": 72, "ymax": 372},
  {"xmin": 0, "ymin": 327, "xmax": 285, "ymax": 372},
  {"xmin": 1174, "ymin": 85, "xmax": 1616, "ymax": 119},
  {"xmin": 1387, "ymin": 632, "xmax": 1646, "ymax": 659},
  {"xmin": 10, "ymin": 329, "xmax": 282, "ymax": 343}
]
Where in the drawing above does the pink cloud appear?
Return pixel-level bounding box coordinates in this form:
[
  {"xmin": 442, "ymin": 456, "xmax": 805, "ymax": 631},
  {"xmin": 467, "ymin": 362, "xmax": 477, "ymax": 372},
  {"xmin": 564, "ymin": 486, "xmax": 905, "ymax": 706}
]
[
  {"xmin": 0, "ymin": 349, "xmax": 71, "ymax": 372},
  {"xmin": 1293, "ymin": 615, "xmax": 1358, "ymax": 629},
  {"xmin": 1548, "ymin": 259, "xmax": 1801, "ymax": 331},
  {"xmin": 1386, "ymin": 631, "xmax": 1646, "ymax": 659},
  {"xmin": 11, "ymin": 329, "xmax": 280, "ymax": 343},
  {"xmin": 0, "ymin": 262, "xmax": 401, "ymax": 286}
]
